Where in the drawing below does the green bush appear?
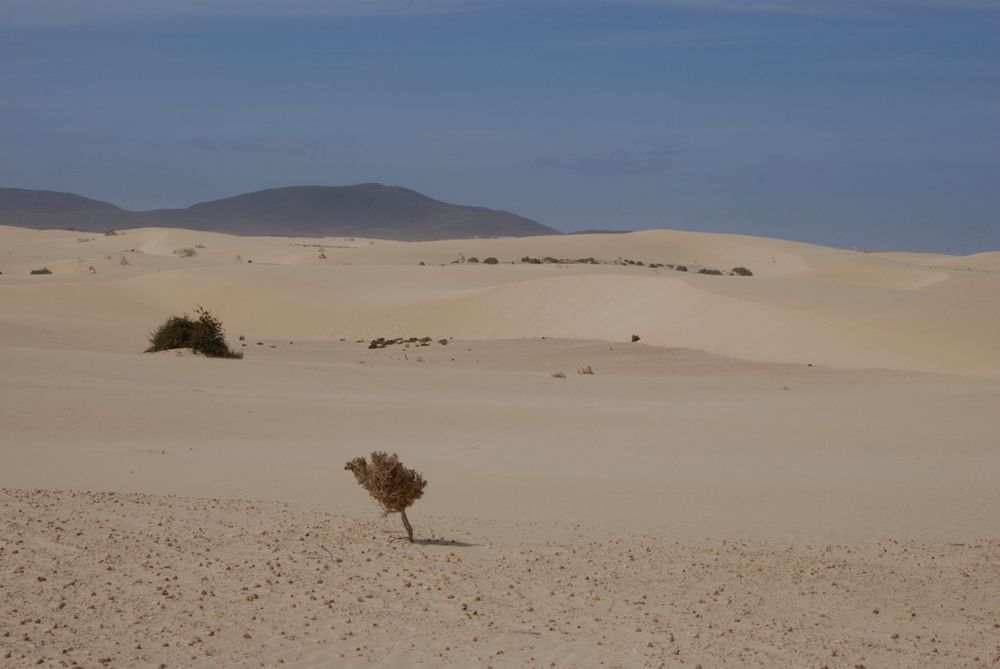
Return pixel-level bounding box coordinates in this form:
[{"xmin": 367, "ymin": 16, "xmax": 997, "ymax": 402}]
[{"xmin": 145, "ymin": 306, "xmax": 243, "ymax": 358}]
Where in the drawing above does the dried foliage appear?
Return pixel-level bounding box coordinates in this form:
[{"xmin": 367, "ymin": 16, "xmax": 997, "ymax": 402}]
[{"xmin": 345, "ymin": 452, "xmax": 427, "ymax": 542}]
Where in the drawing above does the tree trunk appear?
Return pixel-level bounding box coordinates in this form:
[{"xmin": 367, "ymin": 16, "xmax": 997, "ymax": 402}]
[{"xmin": 400, "ymin": 508, "xmax": 414, "ymax": 543}]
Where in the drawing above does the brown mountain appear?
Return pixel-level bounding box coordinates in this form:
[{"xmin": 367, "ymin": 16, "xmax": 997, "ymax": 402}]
[{"xmin": 0, "ymin": 184, "xmax": 559, "ymax": 241}]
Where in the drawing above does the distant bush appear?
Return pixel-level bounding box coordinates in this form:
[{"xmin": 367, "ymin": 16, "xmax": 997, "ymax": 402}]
[
  {"xmin": 698, "ymin": 268, "xmax": 724, "ymax": 275},
  {"xmin": 103, "ymin": 230, "xmax": 119, "ymax": 236},
  {"xmin": 145, "ymin": 306, "xmax": 243, "ymax": 358},
  {"xmin": 173, "ymin": 247, "xmax": 197, "ymax": 258},
  {"xmin": 552, "ymin": 371, "xmax": 567, "ymax": 379},
  {"xmin": 577, "ymin": 365, "xmax": 594, "ymax": 375},
  {"xmin": 675, "ymin": 265, "xmax": 688, "ymax": 272},
  {"xmin": 30, "ymin": 268, "xmax": 53, "ymax": 275},
  {"xmin": 631, "ymin": 334, "xmax": 641, "ymax": 343},
  {"xmin": 482, "ymin": 257, "xmax": 499, "ymax": 265},
  {"xmin": 467, "ymin": 257, "xmax": 479, "ymax": 263},
  {"xmin": 732, "ymin": 266, "xmax": 753, "ymax": 276}
]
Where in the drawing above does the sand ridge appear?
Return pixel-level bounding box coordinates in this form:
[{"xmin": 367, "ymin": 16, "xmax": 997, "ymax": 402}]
[{"xmin": 2, "ymin": 226, "xmax": 1000, "ymax": 375}]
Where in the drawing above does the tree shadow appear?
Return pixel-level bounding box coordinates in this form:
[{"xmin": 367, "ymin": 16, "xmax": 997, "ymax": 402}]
[
  {"xmin": 414, "ymin": 537, "xmax": 479, "ymax": 548},
  {"xmin": 379, "ymin": 530, "xmax": 479, "ymax": 547}
]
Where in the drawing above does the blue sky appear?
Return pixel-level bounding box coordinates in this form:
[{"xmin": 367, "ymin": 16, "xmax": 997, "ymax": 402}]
[{"xmin": 2, "ymin": 1, "xmax": 998, "ymax": 251}]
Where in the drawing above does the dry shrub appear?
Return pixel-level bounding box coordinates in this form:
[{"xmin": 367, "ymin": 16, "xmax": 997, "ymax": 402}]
[
  {"xmin": 577, "ymin": 365, "xmax": 594, "ymax": 375},
  {"xmin": 552, "ymin": 371, "xmax": 567, "ymax": 379},
  {"xmin": 345, "ymin": 452, "xmax": 427, "ymax": 542}
]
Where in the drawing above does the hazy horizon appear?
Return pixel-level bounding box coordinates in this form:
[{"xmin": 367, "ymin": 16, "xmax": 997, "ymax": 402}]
[{"xmin": 2, "ymin": 0, "xmax": 999, "ymax": 253}]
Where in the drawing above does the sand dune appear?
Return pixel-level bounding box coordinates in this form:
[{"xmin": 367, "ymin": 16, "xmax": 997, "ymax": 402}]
[
  {"xmin": 2, "ymin": 225, "xmax": 999, "ymax": 375},
  {"xmin": 2, "ymin": 225, "xmax": 999, "ymax": 668}
]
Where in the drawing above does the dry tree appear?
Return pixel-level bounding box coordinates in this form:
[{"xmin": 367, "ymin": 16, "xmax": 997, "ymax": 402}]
[{"xmin": 345, "ymin": 452, "xmax": 427, "ymax": 542}]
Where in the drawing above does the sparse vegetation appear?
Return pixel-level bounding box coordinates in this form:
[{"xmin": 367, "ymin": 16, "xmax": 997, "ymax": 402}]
[
  {"xmin": 119, "ymin": 255, "xmax": 129, "ymax": 266},
  {"xmin": 368, "ymin": 336, "xmax": 440, "ymax": 349},
  {"xmin": 173, "ymin": 247, "xmax": 198, "ymax": 258},
  {"xmin": 103, "ymin": 230, "xmax": 118, "ymax": 236},
  {"xmin": 145, "ymin": 306, "xmax": 243, "ymax": 358},
  {"xmin": 508, "ymin": 255, "xmax": 751, "ymax": 277},
  {"xmin": 345, "ymin": 452, "xmax": 427, "ymax": 543},
  {"xmin": 631, "ymin": 334, "xmax": 641, "ymax": 343},
  {"xmin": 482, "ymin": 257, "xmax": 499, "ymax": 265},
  {"xmin": 30, "ymin": 268, "xmax": 53, "ymax": 275},
  {"xmin": 577, "ymin": 365, "xmax": 594, "ymax": 375},
  {"xmin": 552, "ymin": 371, "xmax": 567, "ymax": 379}
]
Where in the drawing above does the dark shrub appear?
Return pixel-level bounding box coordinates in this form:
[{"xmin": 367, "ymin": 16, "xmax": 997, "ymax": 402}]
[
  {"xmin": 675, "ymin": 265, "xmax": 688, "ymax": 272},
  {"xmin": 30, "ymin": 268, "xmax": 53, "ymax": 275},
  {"xmin": 467, "ymin": 257, "xmax": 480, "ymax": 263},
  {"xmin": 631, "ymin": 334, "xmax": 641, "ymax": 343},
  {"xmin": 698, "ymin": 268, "xmax": 724, "ymax": 275},
  {"xmin": 732, "ymin": 266, "xmax": 754, "ymax": 276},
  {"xmin": 483, "ymin": 257, "xmax": 499, "ymax": 264},
  {"xmin": 146, "ymin": 306, "xmax": 243, "ymax": 358}
]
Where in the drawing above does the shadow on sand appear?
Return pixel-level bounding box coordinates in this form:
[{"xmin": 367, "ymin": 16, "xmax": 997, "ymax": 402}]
[{"xmin": 380, "ymin": 529, "xmax": 479, "ymax": 547}]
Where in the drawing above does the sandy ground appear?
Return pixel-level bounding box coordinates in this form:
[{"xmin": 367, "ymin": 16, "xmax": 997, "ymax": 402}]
[{"xmin": 2, "ymin": 226, "xmax": 999, "ymax": 667}]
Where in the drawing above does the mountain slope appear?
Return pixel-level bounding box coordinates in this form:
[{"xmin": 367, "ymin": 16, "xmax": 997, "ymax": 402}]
[
  {"xmin": 0, "ymin": 184, "xmax": 557, "ymax": 240},
  {"xmin": 0, "ymin": 188, "xmax": 128, "ymax": 230}
]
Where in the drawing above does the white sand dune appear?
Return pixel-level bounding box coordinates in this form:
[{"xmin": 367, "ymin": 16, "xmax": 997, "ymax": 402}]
[
  {"xmin": 2, "ymin": 225, "xmax": 999, "ymax": 668},
  {"xmin": 2, "ymin": 225, "xmax": 999, "ymax": 375}
]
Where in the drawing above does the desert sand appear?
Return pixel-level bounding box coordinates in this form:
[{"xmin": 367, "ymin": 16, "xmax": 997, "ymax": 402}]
[{"xmin": 2, "ymin": 225, "xmax": 999, "ymax": 668}]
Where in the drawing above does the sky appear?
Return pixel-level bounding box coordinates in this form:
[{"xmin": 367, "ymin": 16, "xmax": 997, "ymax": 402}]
[{"xmin": 1, "ymin": 1, "xmax": 999, "ymax": 252}]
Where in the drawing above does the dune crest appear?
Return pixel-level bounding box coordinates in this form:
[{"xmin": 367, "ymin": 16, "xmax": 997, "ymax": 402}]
[{"xmin": 2, "ymin": 225, "xmax": 998, "ymax": 376}]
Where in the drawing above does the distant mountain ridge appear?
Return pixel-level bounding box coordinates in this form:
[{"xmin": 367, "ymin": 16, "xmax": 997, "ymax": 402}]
[{"xmin": 0, "ymin": 184, "xmax": 559, "ymax": 241}]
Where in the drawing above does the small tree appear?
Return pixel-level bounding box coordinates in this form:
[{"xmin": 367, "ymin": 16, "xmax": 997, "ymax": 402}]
[
  {"xmin": 345, "ymin": 452, "xmax": 427, "ymax": 542},
  {"xmin": 146, "ymin": 306, "xmax": 243, "ymax": 358}
]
